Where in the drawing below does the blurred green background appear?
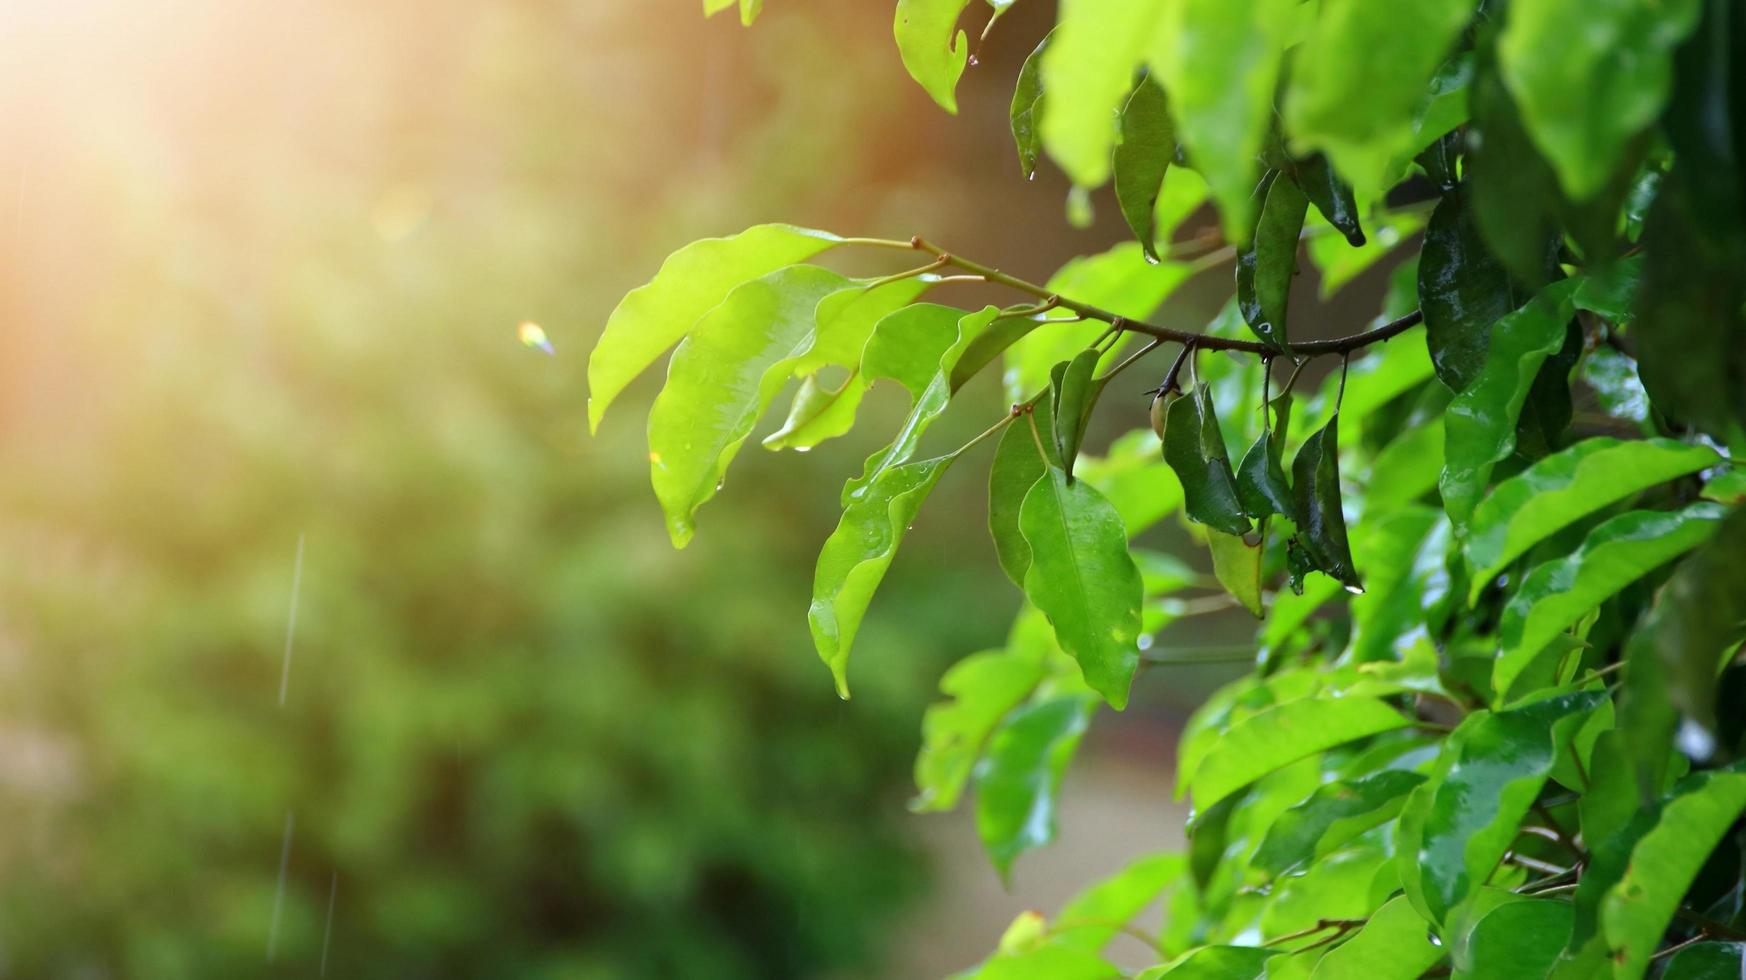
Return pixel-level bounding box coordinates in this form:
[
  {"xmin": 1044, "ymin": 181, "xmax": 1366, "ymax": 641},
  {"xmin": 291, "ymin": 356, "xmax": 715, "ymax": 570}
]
[{"xmin": 0, "ymin": 1, "xmax": 1230, "ymax": 976}]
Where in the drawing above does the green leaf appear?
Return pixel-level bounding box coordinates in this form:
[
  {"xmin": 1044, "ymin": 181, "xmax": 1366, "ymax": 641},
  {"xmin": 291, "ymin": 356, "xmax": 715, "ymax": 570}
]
[
  {"xmin": 1076, "ymin": 430, "xmax": 1185, "ymax": 535},
  {"xmin": 1137, "ymin": 946, "xmax": 1273, "ymax": 980},
  {"xmin": 1235, "ymin": 170, "xmax": 1309, "ymax": 352},
  {"xmin": 1113, "ymin": 77, "xmax": 1175, "ymax": 261},
  {"xmin": 1494, "ymin": 504, "xmax": 1729, "ymax": 700},
  {"xmin": 1662, "ymin": 943, "xmax": 1746, "ymax": 979},
  {"xmin": 1291, "ymin": 415, "xmax": 1361, "ymax": 591},
  {"xmin": 990, "ymin": 397, "xmax": 1059, "ymax": 587},
  {"xmin": 1235, "ymin": 420, "xmax": 1293, "ymax": 522},
  {"xmin": 1149, "ymin": 0, "xmax": 1295, "ymax": 243},
  {"xmin": 1252, "ymin": 771, "xmax": 1427, "ymax": 878},
  {"xmin": 648, "ymin": 266, "xmax": 851, "ymax": 547},
  {"xmin": 1398, "ymin": 692, "xmax": 1603, "ymax": 925},
  {"xmin": 1419, "ymin": 186, "xmax": 1537, "ymax": 391},
  {"xmin": 1019, "ymin": 466, "xmax": 1145, "ymax": 709},
  {"xmin": 1052, "ymin": 348, "xmax": 1105, "ymax": 477},
  {"xmin": 1291, "ymin": 154, "xmax": 1366, "ymax": 247},
  {"xmin": 1464, "ymin": 45, "xmax": 1568, "ymax": 286},
  {"xmin": 1011, "ymin": 33, "xmax": 1049, "ymax": 179},
  {"xmin": 1189, "ymin": 697, "xmax": 1411, "ymax": 810},
  {"xmin": 1054, "ymin": 853, "xmax": 1184, "ymax": 952},
  {"xmin": 913, "ymin": 642, "xmax": 1052, "ymax": 812},
  {"xmin": 1040, "ymin": 0, "xmax": 1165, "ymax": 187},
  {"xmin": 974, "ymin": 693, "xmax": 1096, "ymax": 877},
  {"xmin": 1261, "ymin": 846, "xmax": 1389, "ymax": 941},
  {"xmin": 1283, "ymin": 0, "xmax": 1479, "ymax": 197},
  {"xmin": 1163, "ymin": 384, "xmax": 1252, "ymax": 536},
  {"xmin": 1438, "ymin": 279, "xmax": 1579, "ymax": 526},
  {"xmin": 894, "ymin": 0, "xmax": 974, "ymax": 113},
  {"xmin": 810, "ymin": 454, "xmax": 959, "ymax": 697},
  {"xmin": 962, "ymin": 943, "xmax": 1118, "ymax": 980},
  {"xmin": 1465, "ymin": 437, "xmax": 1721, "ymax": 602},
  {"xmin": 1601, "ymin": 765, "xmax": 1746, "ymax": 980},
  {"xmin": 1346, "ymin": 508, "xmax": 1446, "ymax": 664},
  {"xmin": 1457, "ymin": 899, "xmax": 1571, "ymax": 980},
  {"xmin": 1309, "ymin": 895, "xmax": 1444, "ymax": 980},
  {"xmin": 588, "ymin": 224, "xmax": 841, "ymax": 431},
  {"xmin": 1207, "ymin": 531, "xmax": 1263, "ymax": 618},
  {"xmin": 1497, "ymin": 0, "xmax": 1700, "ymax": 201},
  {"xmin": 1306, "ymin": 210, "xmax": 1426, "ymax": 299},
  {"xmin": 702, "ymin": 0, "xmax": 761, "ymax": 26}
]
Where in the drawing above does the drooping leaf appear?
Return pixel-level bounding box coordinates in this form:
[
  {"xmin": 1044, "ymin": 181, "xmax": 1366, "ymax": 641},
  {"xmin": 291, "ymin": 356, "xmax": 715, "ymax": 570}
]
[
  {"xmin": 1235, "ymin": 170, "xmax": 1309, "ymax": 352},
  {"xmin": 1464, "ymin": 437, "xmax": 1721, "ymax": 601},
  {"xmin": 1494, "ymin": 504, "xmax": 1728, "ymax": 700},
  {"xmin": 647, "ymin": 266, "xmax": 850, "ymax": 546},
  {"xmin": 1052, "ymin": 348, "xmax": 1105, "ymax": 477},
  {"xmin": 893, "ymin": 0, "xmax": 975, "ymax": 113},
  {"xmin": 1136, "ymin": 946, "xmax": 1273, "ymax": 980},
  {"xmin": 1113, "ymin": 77, "xmax": 1175, "ymax": 261},
  {"xmin": 1398, "ymin": 692, "xmax": 1604, "ymax": 925},
  {"xmin": 1252, "ymin": 771, "xmax": 1427, "ymax": 878},
  {"xmin": 1040, "ymin": 0, "xmax": 1165, "ymax": 187},
  {"xmin": 1148, "ymin": 0, "xmax": 1296, "ymax": 243},
  {"xmin": 1497, "ymin": 0, "xmax": 1701, "ymax": 202},
  {"xmin": 974, "ymin": 692, "xmax": 1097, "ymax": 877},
  {"xmin": 1019, "ymin": 466, "xmax": 1145, "ymax": 708},
  {"xmin": 588, "ymin": 224, "xmax": 841, "ymax": 431},
  {"xmin": 1438, "ymin": 279, "xmax": 1579, "ymax": 526},
  {"xmin": 1207, "ymin": 531, "xmax": 1263, "ymax": 618},
  {"xmin": 1600, "ymin": 764, "xmax": 1746, "ymax": 980},
  {"xmin": 1290, "ymin": 154, "xmax": 1365, "ymax": 247},
  {"xmin": 1189, "ymin": 697, "xmax": 1411, "ymax": 810},
  {"xmin": 913, "ymin": 641, "xmax": 1053, "ymax": 813},
  {"xmin": 1456, "ymin": 899, "xmax": 1571, "ymax": 980},
  {"xmin": 1418, "ymin": 185, "xmax": 1543, "ymax": 392},
  {"xmin": 1283, "ymin": 0, "xmax": 1479, "ymax": 197},
  {"xmin": 1291, "ymin": 415, "xmax": 1360, "ymax": 591},
  {"xmin": 1235, "ymin": 423, "xmax": 1293, "ymax": 522},
  {"xmin": 810, "ymin": 454, "xmax": 959, "ymax": 697},
  {"xmin": 1011, "ymin": 33, "xmax": 1049, "ymax": 179},
  {"xmin": 1163, "ymin": 384, "xmax": 1252, "ymax": 536},
  {"xmin": 990, "ymin": 398, "xmax": 1059, "ymax": 587},
  {"xmin": 1309, "ymin": 895, "xmax": 1444, "ymax": 980}
]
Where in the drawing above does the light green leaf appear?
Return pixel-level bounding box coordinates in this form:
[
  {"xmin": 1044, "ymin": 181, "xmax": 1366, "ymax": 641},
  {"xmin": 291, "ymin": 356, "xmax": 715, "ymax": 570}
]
[
  {"xmin": 648, "ymin": 266, "xmax": 851, "ymax": 547},
  {"xmin": 1456, "ymin": 899, "xmax": 1571, "ymax": 980},
  {"xmin": 1439, "ymin": 279, "xmax": 1579, "ymax": 526},
  {"xmin": 589, "ymin": 224, "xmax": 840, "ymax": 432},
  {"xmin": 1601, "ymin": 765, "xmax": 1746, "ymax": 980},
  {"xmin": 1040, "ymin": 0, "xmax": 1165, "ymax": 187},
  {"xmin": 1494, "ymin": 504, "xmax": 1728, "ymax": 700},
  {"xmin": 1114, "ymin": 78, "xmax": 1175, "ymax": 261},
  {"xmin": 1190, "ymin": 697, "xmax": 1410, "ymax": 810},
  {"xmin": 1253, "ymin": 771, "xmax": 1426, "ymax": 878},
  {"xmin": 1148, "ymin": 0, "xmax": 1295, "ymax": 243},
  {"xmin": 1346, "ymin": 507, "xmax": 1444, "ymax": 664},
  {"xmin": 1465, "ymin": 437, "xmax": 1721, "ymax": 602},
  {"xmin": 1399, "ymin": 692, "xmax": 1603, "ymax": 925},
  {"xmin": 1011, "ymin": 33, "xmax": 1050, "ymax": 178},
  {"xmin": 990, "ymin": 396, "xmax": 1059, "ymax": 587},
  {"xmin": 702, "ymin": 0, "xmax": 762, "ymax": 26},
  {"xmin": 1236, "ymin": 170, "xmax": 1309, "ymax": 351},
  {"xmin": 1019, "ymin": 466, "xmax": 1145, "ymax": 709},
  {"xmin": 1207, "ymin": 530, "xmax": 1263, "ymax": 618},
  {"xmin": 1310, "ymin": 895, "xmax": 1444, "ymax": 980},
  {"xmin": 913, "ymin": 642, "xmax": 1052, "ymax": 812},
  {"xmin": 1364, "ymin": 418, "xmax": 1444, "ymax": 511},
  {"xmin": 1137, "ymin": 946, "xmax": 1273, "ymax": 980},
  {"xmin": 1284, "ymin": 0, "xmax": 1478, "ymax": 197},
  {"xmin": 1054, "ymin": 853, "xmax": 1183, "ymax": 952},
  {"xmin": 894, "ymin": 0, "xmax": 975, "ymax": 113},
  {"xmin": 1261, "ymin": 846, "xmax": 1389, "ymax": 940},
  {"xmin": 1498, "ymin": 0, "xmax": 1700, "ymax": 201},
  {"xmin": 811, "ymin": 454, "xmax": 959, "ymax": 697},
  {"xmin": 962, "ymin": 939, "xmax": 1119, "ymax": 980},
  {"xmin": 974, "ymin": 693, "xmax": 1097, "ymax": 877}
]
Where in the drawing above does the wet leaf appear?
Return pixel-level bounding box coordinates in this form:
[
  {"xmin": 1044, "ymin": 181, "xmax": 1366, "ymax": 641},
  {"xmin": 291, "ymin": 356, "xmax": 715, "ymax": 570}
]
[
  {"xmin": 1456, "ymin": 899, "xmax": 1571, "ymax": 980},
  {"xmin": 1419, "ymin": 186, "xmax": 1537, "ymax": 391},
  {"xmin": 589, "ymin": 224, "xmax": 841, "ymax": 431},
  {"xmin": 1438, "ymin": 279, "xmax": 1579, "ymax": 526},
  {"xmin": 1052, "ymin": 348, "xmax": 1106, "ymax": 478},
  {"xmin": 974, "ymin": 693, "xmax": 1097, "ymax": 877},
  {"xmin": 894, "ymin": 0, "xmax": 974, "ymax": 113},
  {"xmin": 1494, "ymin": 504, "xmax": 1728, "ymax": 700},
  {"xmin": 1163, "ymin": 384, "xmax": 1252, "ymax": 536},
  {"xmin": 1235, "ymin": 170, "xmax": 1308, "ymax": 352},
  {"xmin": 648, "ymin": 266, "xmax": 850, "ymax": 546},
  {"xmin": 1291, "ymin": 415, "xmax": 1360, "ymax": 591},
  {"xmin": 1011, "ymin": 33, "xmax": 1049, "ymax": 179},
  {"xmin": 1464, "ymin": 437, "xmax": 1720, "ymax": 602},
  {"xmin": 1113, "ymin": 78, "xmax": 1175, "ymax": 261},
  {"xmin": 1662, "ymin": 943, "xmax": 1746, "ymax": 979},
  {"xmin": 1189, "ymin": 697, "xmax": 1411, "ymax": 810},
  {"xmin": 990, "ymin": 397, "xmax": 1059, "ymax": 587},
  {"xmin": 1040, "ymin": 0, "xmax": 1164, "ymax": 187},
  {"xmin": 1235, "ymin": 390, "xmax": 1293, "ymax": 521},
  {"xmin": 1136, "ymin": 946, "xmax": 1273, "ymax": 980},
  {"xmin": 1309, "ymin": 895, "xmax": 1443, "ymax": 979},
  {"xmin": 1290, "ymin": 154, "xmax": 1365, "ymax": 247},
  {"xmin": 912, "ymin": 641, "xmax": 1052, "ymax": 813},
  {"xmin": 1252, "ymin": 771, "xmax": 1427, "ymax": 878},
  {"xmin": 1019, "ymin": 466, "xmax": 1145, "ymax": 709},
  {"xmin": 1207, "ymin": 531, "xmax": 1263, "ymax": 618},
  {"xmin": 810, "ymin": 454, "xmax": 960, "ymax": 697}
]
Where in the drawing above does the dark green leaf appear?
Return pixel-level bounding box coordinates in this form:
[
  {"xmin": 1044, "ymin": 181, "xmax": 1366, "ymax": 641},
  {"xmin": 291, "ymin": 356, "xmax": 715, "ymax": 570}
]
[
  {"xmin": 1163, "ymin": 384, "xmax": 1252, "ymax": 536},
  {"xmin": 1290, "ymin": 154, "xmax": 1364, "ymax": 246},
  {"xmin": 1252, "ymin": 771, "xmax": 1426, "ymax": 878},
  {"xmin": 1113, "ymin": 78, "xmax": 1175, "ymax": 262},
  {"xmin": 974, "ymin": 693, "xmax": 1096, "ymax": 878},
  {"xmin": 1189, "ymin": 697, "xmax": 1411, "ymax": 810},
  {"xmin": 1018, "ymin": 466, "xmax": 1145, "ymax": 709},
  {"xmin": 1419, "ymin": 185, "xmax": 1538, "ymax": 391},
  {"xmin": 1466, "ymin": 36, "xmax": 1569, "ymax": 286},
  {"xmin": 588, "ymin": 224, "xmax": 841, "ymax": 431},
  {"xmin": 1438, "ymin": 279, "xmax": 1579, "ymax": 525},
  {"xmin": 1011, "ymin": 33, "xmax": 1049, "ymax": 179},
  {"xmin": 1236, "ymin": 389, "xmax": 1293, "ymax": 521},
  {"xmin": 1465, "ymin": 437, "xmax": 1721, "ymax": 601},
  {"xmin": 1235, "ymin": 171, "xmax": 1309, "ymax": 352},
  {"xmin": 1291, "ymin": 415, "xmax": 1360, "ymax": 591},
  {"xmin": 893, "ymin": 0, "xmax": 974, "ymax": 113}
]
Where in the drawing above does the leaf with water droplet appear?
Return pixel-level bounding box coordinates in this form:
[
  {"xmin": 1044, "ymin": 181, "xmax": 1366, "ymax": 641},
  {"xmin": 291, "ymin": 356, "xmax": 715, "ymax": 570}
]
[
  {"xmin": 1290, "ymin": 414, "xmax": 1360, "ymax": 592},
  {"xmin": 1162, "ymin": 384, "xmax": 1252, "ymax": 536},
  {"xmin": 1113, "ymin": 76, "xmax": 1175, "ymax": 262},
  {"xmin": 1235, "ymin": 170, "xmax": 1308, "ymax": 353}
]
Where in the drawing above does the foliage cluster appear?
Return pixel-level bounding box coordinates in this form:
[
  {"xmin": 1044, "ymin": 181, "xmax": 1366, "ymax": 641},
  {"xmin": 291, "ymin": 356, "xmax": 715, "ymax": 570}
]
[{"xmin": 597, "ymin": 0, "xmax": 1746, "ymax": 975}]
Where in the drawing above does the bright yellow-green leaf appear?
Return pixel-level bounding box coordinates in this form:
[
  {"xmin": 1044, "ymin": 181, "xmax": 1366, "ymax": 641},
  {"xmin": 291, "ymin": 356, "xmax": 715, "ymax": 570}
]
[
  {"xmin": 1190, "ymin": 697, "xmax": 1410, "ymax": 810},
  {"xmin": 894, "ymin": 0, "xmax": 975, "ymax": 113},
  {"xmin": 1040, "ymin": 0, "xmax": 1165, "ymax": 187}
]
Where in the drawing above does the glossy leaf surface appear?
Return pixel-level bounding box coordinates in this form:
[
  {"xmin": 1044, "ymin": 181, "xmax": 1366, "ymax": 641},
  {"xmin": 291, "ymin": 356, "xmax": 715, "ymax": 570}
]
[
  {"xmin": 1252, "ymin": 770, "xmax": 1426, "ymax": 878},
  {"xmin": 974, "ymin": 693, "xmax": 1097, "ymax": 877},
  {"xmin": 1113, "ymin": 78, "xmax": 1174, "ymax": 261},
  {"xmin": 1309, "ymin": 895, "xmax": 1443, "ymax": 980},
  {"xmin": 1011, "ymin": 34, "xmax": 1049, "ymax": 179},
  {"xmin": 1040, "ymin": 0, "xmax": 1163, "ymax": 186},
  {"xmin": 1235, "ymin": 171, "xmax": 1307, "ymax": 352},
  {"xmin": 1291, "ymin": 416, "xmax": 1360, "ymax": 591},
  {"xmin": 1190, "ymin": 697, "xmax": 1410, "ymax": 810}
]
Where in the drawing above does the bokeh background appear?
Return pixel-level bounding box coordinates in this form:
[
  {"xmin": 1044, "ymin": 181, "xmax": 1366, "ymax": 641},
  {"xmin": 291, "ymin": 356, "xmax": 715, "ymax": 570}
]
[{"xmin": 0, "ymin": 1, "xmax": 1393, "ymax": 976}]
